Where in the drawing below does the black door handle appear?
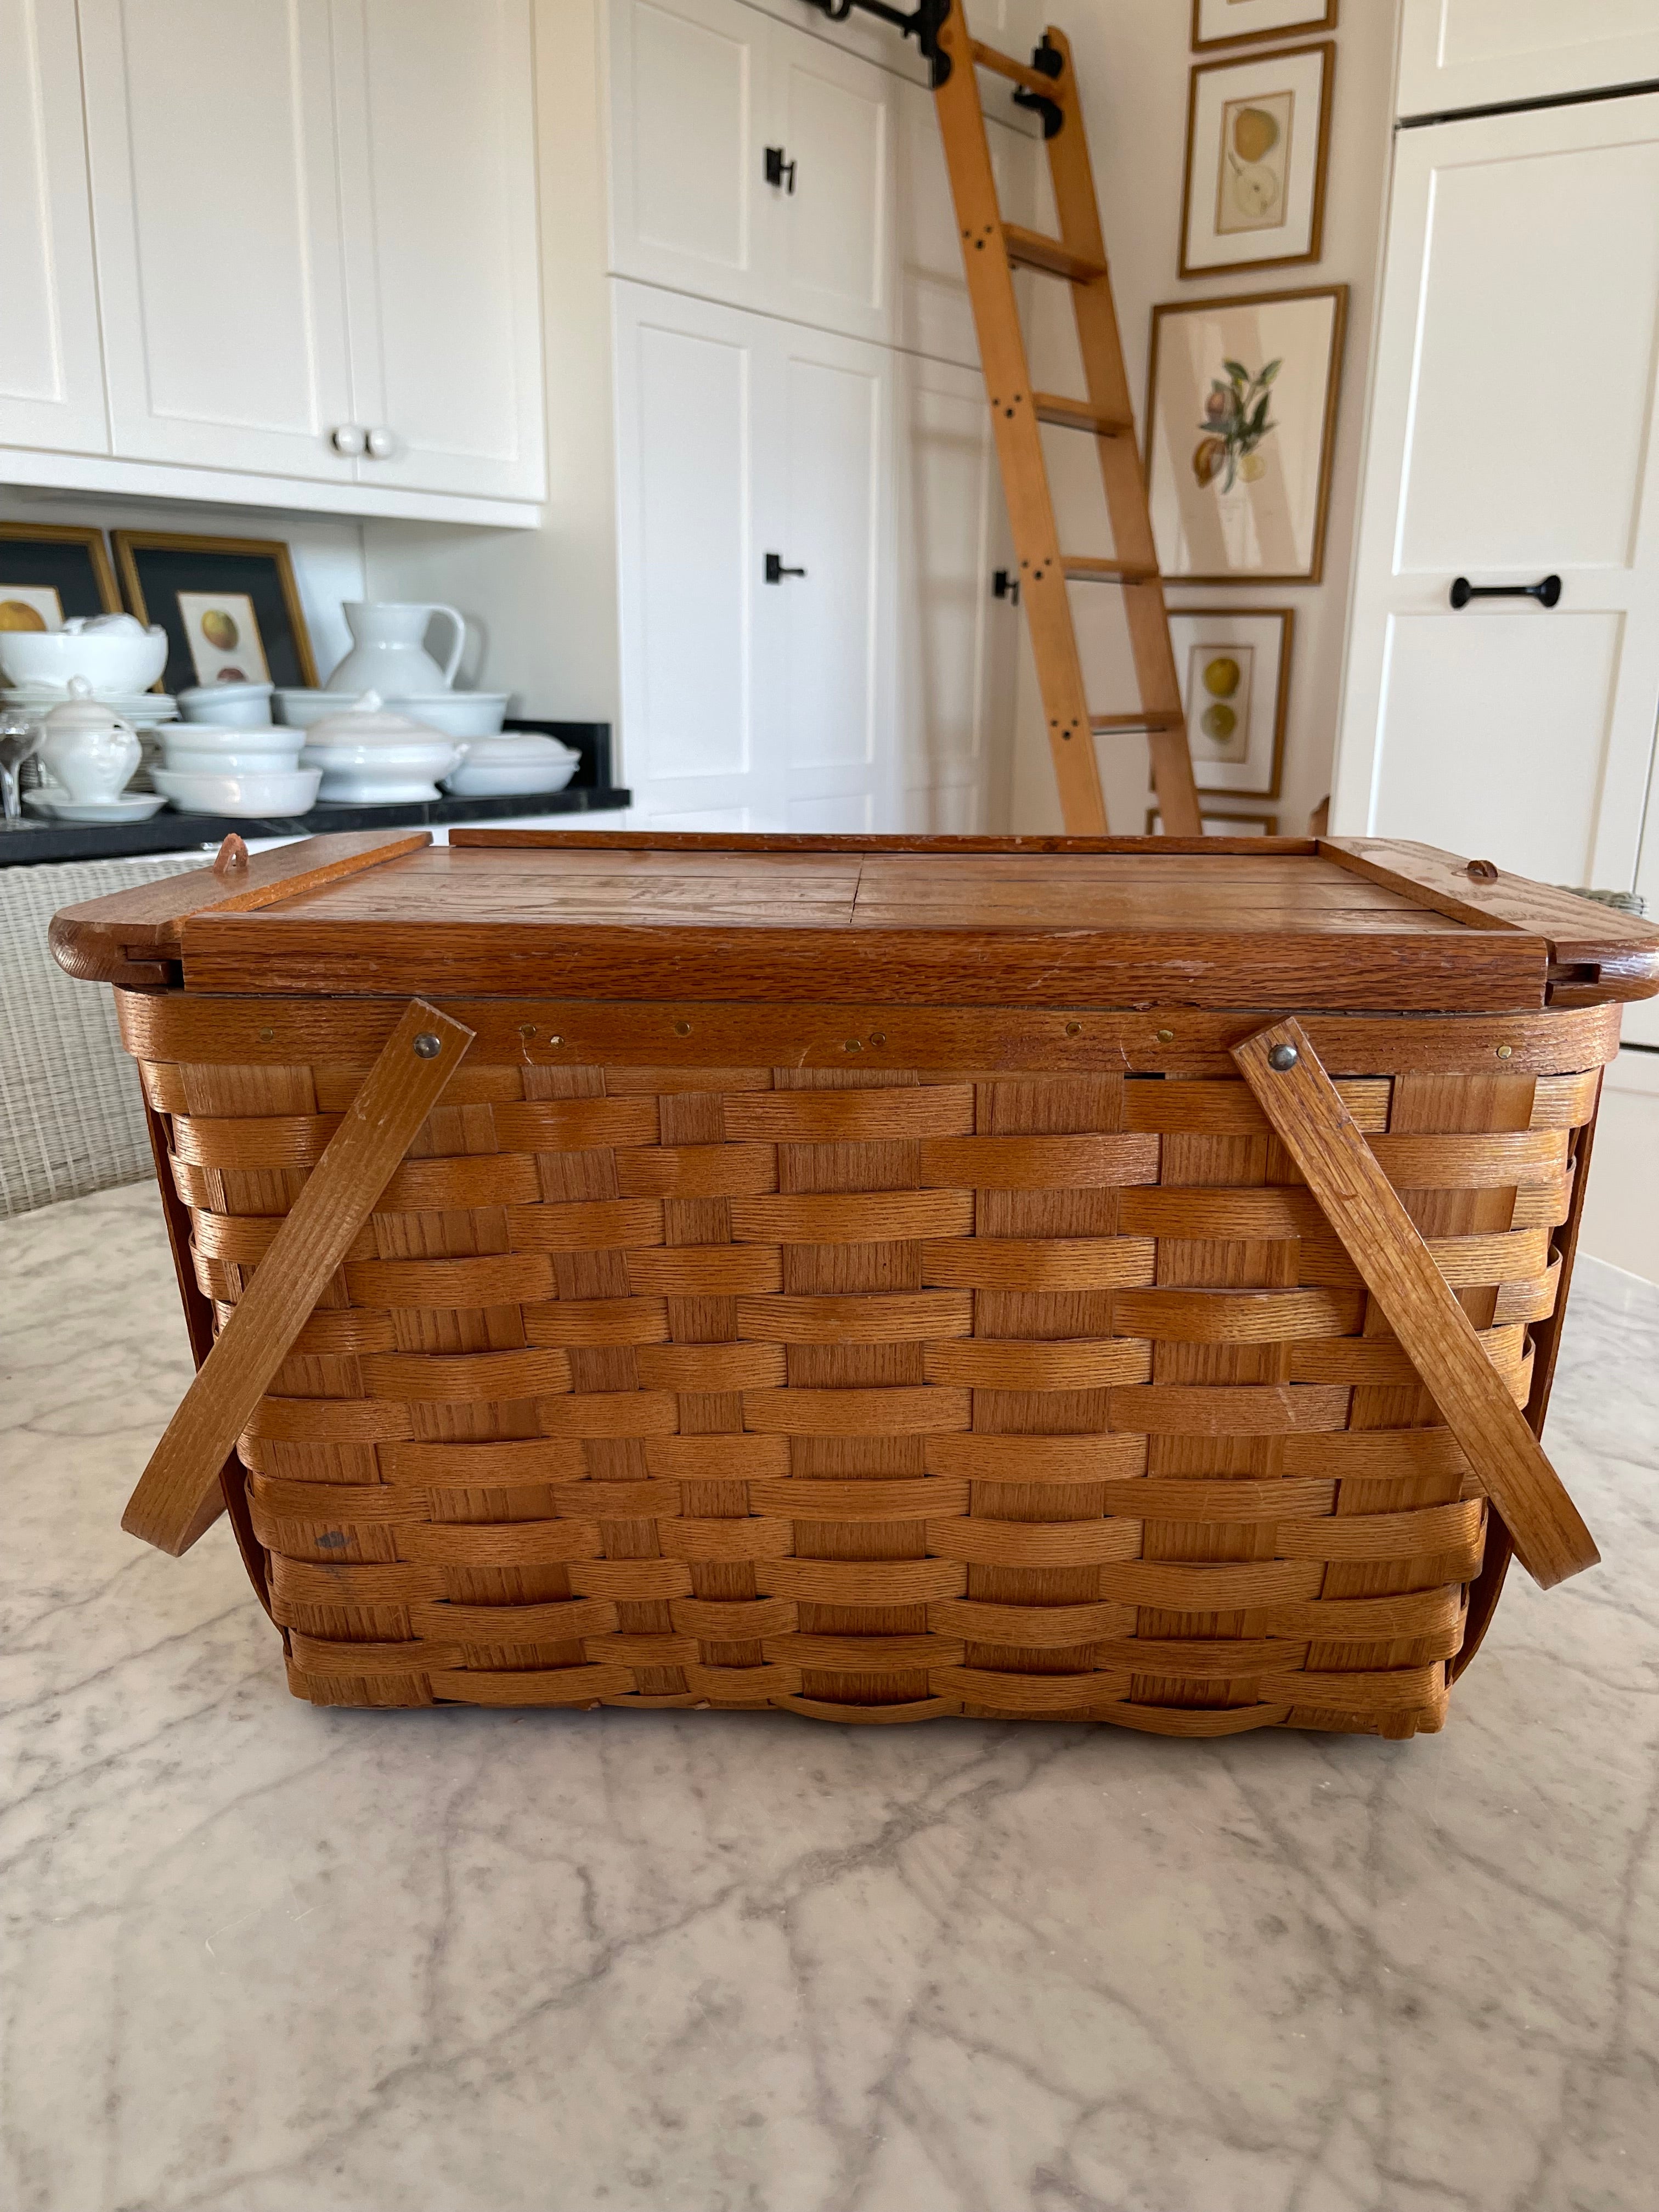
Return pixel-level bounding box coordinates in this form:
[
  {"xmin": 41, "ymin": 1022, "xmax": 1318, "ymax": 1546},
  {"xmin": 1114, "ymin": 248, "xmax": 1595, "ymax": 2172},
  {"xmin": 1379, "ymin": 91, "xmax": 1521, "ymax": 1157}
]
[
  {"xmin": 992, "ymin": 568, "xmax": 1020, "ymax": 605},
  {"xmin": 1449, "ymin": 573, "xmax": 1561, "ymax": 610},
  {"xmin": 764, "ymin": 553, "xmax": 806, "ymax": 584},
  {"xmin": 764, "ymin": 146, "xmax": 796, "ymax": 193}
]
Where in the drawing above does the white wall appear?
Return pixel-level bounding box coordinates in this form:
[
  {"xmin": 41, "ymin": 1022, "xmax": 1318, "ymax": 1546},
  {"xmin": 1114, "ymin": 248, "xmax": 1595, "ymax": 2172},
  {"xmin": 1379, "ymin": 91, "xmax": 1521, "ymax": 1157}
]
[
  {"xmin": 0, "ymin": 486, "xmax": 365, "ymax": 684},
  {"xmin": 1009, "ymin": 0, "xmax": 1400, "ymax": 836},
  {"xmin": 362, "ymin": 0, "xmax": 620, "ymax": 727}
]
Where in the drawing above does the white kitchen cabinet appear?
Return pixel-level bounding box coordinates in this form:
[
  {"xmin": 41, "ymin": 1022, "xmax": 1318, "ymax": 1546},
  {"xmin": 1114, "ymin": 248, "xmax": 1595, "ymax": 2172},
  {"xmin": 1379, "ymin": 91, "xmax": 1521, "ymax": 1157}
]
[
  {"xmin": 1332, "ymin": 89, "xmax": 1659, "ymax": 894},
  {"xmin": 607, "ymin": 0, "xmax": 1036, "ymax": 366},
  {"xmin": 20, "ymin": 0, "xmax": 542, "ymax": 511},
  {"xmin": 1397, "ymin": 0, "xmax": 1659, "ymax": 117},
  {"xmin": 0, "ymin": 0, "xmax": 108, "ymax": 455},
  {"xmin": 333, "ymin": 0, "xmax": 544, "ymax": 500}
]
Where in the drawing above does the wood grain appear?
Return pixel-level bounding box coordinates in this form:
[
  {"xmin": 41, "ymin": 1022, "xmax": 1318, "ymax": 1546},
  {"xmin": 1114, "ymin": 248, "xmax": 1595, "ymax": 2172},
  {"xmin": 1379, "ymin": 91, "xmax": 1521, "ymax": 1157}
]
[
  {"xmin": 121, "ymin": 999, "xmax": 474, "ymax": 1555},
  {"xmin": 1232, "ymin": 1015, "xmax": 1598, "ymax": 1588}
]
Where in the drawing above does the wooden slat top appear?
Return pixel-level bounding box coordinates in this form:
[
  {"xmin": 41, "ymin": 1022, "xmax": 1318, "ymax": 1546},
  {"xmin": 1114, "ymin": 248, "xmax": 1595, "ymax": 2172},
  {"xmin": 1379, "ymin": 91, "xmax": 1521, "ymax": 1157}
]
[{"xmin": 48, "ymin": 830, "xmax": 1659, "ymax": 1012}]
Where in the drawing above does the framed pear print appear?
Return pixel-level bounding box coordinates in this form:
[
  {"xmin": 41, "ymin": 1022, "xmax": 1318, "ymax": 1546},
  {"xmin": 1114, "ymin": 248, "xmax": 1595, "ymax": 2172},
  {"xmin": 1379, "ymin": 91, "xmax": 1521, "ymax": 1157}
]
[
  {"xmin": 1167, "ymin": 606, "xmax": 1291, "ymax": 798},
  {"xmin": 1192, "ymin": 0, "xmax": 1336, "ymax": 49},
  {"xmin": 1181, "ymin": 43, "xmax": 1333, "ymax": 278},
  {"xmin": 1146, "ymin": 285, "xmax": 1346, "ymax": 584}
]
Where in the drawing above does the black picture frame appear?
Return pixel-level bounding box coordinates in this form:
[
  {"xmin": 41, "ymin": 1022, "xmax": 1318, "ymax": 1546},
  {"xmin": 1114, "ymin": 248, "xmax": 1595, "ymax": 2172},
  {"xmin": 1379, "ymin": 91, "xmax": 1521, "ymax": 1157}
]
[
  {"xmin": 112, "ymin": 530, "xmax": 319, "ymax": 695},
  {"xmin": 0, "ymin": 524, "xmax": 122, "ymax": 628}
]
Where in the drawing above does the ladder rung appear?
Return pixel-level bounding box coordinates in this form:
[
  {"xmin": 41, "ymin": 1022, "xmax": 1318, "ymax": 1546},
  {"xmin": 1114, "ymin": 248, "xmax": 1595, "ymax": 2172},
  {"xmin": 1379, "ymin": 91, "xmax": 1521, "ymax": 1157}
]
[
  {"xmin": 1090, "ymin": 713, "xmax": 1184, "ymax": 733},
  {"xmin": 1062, "ymin": 556, "xmax": 1159, "ymax": 583},
  {"xmin": 1001, "ymin": 223, "xmax": 1107, "ymax": 283},
  {"xmin": 1033, "ymin": 391, "xmax": 1131, "ymax": 436},
  {"xmin": 970, "ymin": 40, "xmax": 1055, "ymax": 99}
]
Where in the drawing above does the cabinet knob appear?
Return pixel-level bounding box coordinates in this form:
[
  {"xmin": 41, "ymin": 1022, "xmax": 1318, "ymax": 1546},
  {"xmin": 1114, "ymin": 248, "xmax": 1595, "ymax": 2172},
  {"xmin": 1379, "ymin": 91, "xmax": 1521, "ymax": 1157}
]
[
  {"xmin": 365, "ymin": 426, "xmax": 396, "ymax": 460},
  {"xmin": 330, "ymin": 424, "xmax": 366, "ymax": 456}
]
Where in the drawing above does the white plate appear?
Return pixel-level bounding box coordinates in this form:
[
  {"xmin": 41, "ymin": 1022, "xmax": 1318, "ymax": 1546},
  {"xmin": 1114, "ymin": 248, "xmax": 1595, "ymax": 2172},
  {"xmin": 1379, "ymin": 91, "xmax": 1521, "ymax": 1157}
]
[
  {"xmin": 22, "ymin": 790, "xmax": 169, "ymax": 822},
  {"xmin": 4, "ymin": 689, "xmax": 178, "ymax": 724}
]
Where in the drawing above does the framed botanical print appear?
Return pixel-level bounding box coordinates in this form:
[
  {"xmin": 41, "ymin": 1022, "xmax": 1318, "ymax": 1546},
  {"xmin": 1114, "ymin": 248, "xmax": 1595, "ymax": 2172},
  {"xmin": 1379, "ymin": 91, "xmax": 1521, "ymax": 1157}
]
[
  {"xmin": 112, "ymin": 531, "xmax": 318, "ymax": 696},
  {"xmin": 1168, "ymin": 606, "xmax": 1292, "ymax": 798},
  {"xmin": 0, "ymin": 523, "xmax": 121, "ymax": 635},
  {"xmin": 1180, "ymin": 42, "xmax": 1333, "ymax": 277},
  {"xmin": 1192, "ymin": 0, "xmax": 1336, "ymax": 49},
  {"xmin": 1146, "ymin": 285, "xmax": 1346, "ymax": 583}
]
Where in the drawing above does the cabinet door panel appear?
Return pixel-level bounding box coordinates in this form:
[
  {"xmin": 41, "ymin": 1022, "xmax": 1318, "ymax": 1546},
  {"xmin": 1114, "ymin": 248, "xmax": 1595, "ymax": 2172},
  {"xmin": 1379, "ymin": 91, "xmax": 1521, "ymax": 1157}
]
[
  {"xmin": 1398, "ymin": 0, "xmax": 1659, "ymax": 116},
  {"xmin": 771, "ymin": 38, "xmax": 892, "ymax": 345},
  {"xmin": 613, "ymin": 284, "xmax": 780, "ymax": 827},
  {"xmin": 80, "ymin": 0, "xmax": 355, "ymax": 478},
  {"xmin": 607, "ymin": 0, "xmax": 768, "ymax": 311},
  {"xmin": 896, "ymin": 352, "xmax": 1015, "ymax": 833},
  {"xmin": 895, "ymin": 88, "xmax": 1037, "ymax": 368},
  {"xmin": 1335, "ymin": 94, "xmax": 1659, "ymax": 891},
  {"xmin": 0, "ymin": 0, "xmax": 106, "ymax": 453},
  {"xmin": 776, "ymin": 331, "xmax": 891, "ymax": 826},
  {"xmin": 337, "ymin": 0, "xmax": 544, "ymax": 499}
]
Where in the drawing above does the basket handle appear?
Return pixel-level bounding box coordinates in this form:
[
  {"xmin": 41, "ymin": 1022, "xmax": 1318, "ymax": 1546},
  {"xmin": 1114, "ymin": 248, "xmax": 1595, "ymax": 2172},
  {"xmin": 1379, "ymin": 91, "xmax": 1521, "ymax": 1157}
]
[
  {"xmin": 1232, "ymin": 1016, "xmax": 1598, "ymax": 1590},
  {"xmin": 123, "ymin": 998, "xmax": 475, "ymax": 1558}
]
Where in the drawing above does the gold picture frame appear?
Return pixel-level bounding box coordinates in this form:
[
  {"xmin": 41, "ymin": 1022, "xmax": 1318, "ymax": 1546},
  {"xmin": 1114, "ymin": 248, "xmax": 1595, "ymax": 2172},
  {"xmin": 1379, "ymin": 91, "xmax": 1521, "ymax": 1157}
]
[
  {"xmin": 1168, "ymin": 605, "xmax": 1293, "ymax": 799},
  {"xmin": 1192, "ymin": 0, "xmax": 1336, "ymax": 50},
  {"xmin": 113, "ymin": 529, "xmax": 319, "ymax": 695},
  {"xmin": 1145, "ymin": 284, "xmax": 1347, "ymax": 584},
  {"xmin": 1179, "ymin": 42, "xmax": 1334, "ymax": 280},
  {"xmin": 0, "ymin": 522, "xmax": 122, "ymax": 634},
  {"xmin": 1146, "ymin": 806, "xmax": 1281, "ymax": 836}
]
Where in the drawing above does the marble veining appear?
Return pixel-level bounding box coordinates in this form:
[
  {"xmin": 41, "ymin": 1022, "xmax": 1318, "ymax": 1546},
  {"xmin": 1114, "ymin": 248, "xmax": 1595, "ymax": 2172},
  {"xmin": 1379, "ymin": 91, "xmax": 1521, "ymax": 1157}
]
[{"xmin": 2, "ymin": 1182, "xmax": 1656, "ymax": 2212}]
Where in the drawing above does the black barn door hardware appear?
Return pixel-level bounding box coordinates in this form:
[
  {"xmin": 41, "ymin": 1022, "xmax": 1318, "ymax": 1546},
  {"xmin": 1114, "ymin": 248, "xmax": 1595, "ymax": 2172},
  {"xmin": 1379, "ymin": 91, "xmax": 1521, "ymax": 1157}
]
[{"xmin": 1449, "ymin": 573, "xmax": 1562, "ymax": 610}]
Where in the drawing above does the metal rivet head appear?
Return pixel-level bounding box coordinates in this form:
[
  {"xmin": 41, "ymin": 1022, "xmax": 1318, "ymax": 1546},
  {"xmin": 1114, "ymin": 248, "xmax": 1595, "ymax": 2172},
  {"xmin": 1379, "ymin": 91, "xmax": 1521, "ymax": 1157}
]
[
  {"xmin": 519, "ymin": 1023, "xmax": 536, "ymax": 1037},
  {"xmin": 1064, "ymin": 1020, "xmax": 1082, "ymax": 1037},
  {"xmin": 1267, "ymin": 1042, "xmax": 1299, "ymax": 1072},
  {"xmin": 548, "ymin": 1034, "xmax": 563, "ymax": 1046},
  {"xmin": 1496, "ymin": 1043, "xmax": 1514, "ymax": 1059},
  {"xmin": 1156, "ymin": 1027, "xmax": 1175, "ymax": 1043},
  {"xmin": 257, "ymin": 1026, "xmax": 274, "ymax": 1043},
  {"xmin": 869, "ymin": 1031, "xmax": 887, "ymax": 1047},
  {"xmin": 413, "ymin": 1032, "xmax": 442, "ymax": 1059},
  {"xmin": 843, "ymin": 1039, "xmax": 862, "ymax": 1053},
  {"xmin": 674, "ymin": 1020, "xmax": 692, "ymax": 1037}
]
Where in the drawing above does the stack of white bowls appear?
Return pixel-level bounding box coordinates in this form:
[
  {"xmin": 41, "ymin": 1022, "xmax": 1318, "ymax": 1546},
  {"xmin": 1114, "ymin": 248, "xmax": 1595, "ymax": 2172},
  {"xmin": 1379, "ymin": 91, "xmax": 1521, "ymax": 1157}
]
[
  {"xmin": 152, "ymin": 689, "xmax": 321, "ymax": 816},
  {"xmin": 0, "ymin": 614, "xmax": 180, "ymax": 745},
  {"xmin": 297, "ymin": 693, "xmax": 460, "ymax": 803}
]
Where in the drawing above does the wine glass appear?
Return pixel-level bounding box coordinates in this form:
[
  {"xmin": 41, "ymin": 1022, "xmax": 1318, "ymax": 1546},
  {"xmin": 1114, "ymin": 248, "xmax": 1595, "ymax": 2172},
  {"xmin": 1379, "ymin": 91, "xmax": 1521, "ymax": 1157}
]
[{"xmin": 0, "ymin": 710, "xmax": 43, "ymax": 828}]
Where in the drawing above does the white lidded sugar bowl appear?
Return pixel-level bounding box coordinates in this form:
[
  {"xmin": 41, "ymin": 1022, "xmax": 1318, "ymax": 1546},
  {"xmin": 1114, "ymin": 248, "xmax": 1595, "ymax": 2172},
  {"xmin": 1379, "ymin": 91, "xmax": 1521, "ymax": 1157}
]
[
  {"xmin": 38, "ymin": 677, "xmax": 143, "ymax": 803},
  {"xmin": 298, "ymin": 690, "xmax": 460, "ymax": 803}
]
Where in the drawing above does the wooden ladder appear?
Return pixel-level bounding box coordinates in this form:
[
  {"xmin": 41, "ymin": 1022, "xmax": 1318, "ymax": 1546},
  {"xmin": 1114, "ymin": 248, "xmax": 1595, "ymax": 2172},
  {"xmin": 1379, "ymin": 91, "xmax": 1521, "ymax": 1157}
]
[{"xmin": 932, "ymin": 12, "xmax": 1202, "ymax": 836}]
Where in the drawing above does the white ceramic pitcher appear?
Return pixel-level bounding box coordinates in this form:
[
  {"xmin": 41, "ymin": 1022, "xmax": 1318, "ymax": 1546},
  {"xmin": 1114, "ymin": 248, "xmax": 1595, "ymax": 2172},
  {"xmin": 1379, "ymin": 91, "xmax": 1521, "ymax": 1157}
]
[{"xmin": 323, "ymin": 602, "xmax": 466, "ymax": 698}]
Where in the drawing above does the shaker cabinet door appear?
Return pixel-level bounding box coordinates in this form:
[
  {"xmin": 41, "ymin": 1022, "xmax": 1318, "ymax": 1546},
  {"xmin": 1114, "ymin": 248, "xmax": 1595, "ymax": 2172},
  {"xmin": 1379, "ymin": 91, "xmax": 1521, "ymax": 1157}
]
[
  {"xmin": 768, "ymin": 31, "xmax": 895, "ymax": 348},
  {"xmin": 607, "ymin": 0, "xmax": 774, "ymax": 315},
  {"xmin": 79, "ymin": 0, "xmax": 358, "ymax": 481},
  {"xmin": 1397, "ymin": 0, "xmax": 1659, "ymax": 116},
  {"xmin": 0, "ymin": 0, "xmax": 108, "ymax": 455},
  {"xmin": 1333, "ymin": 92, "xmax": 1659, "ymax": 893},
  {"xmin": 613, "ymin": 283, "xmax": 784, "ymax": 829},
  {"xmin": 332, "ymin": 0, "xmax": 545, "ymax": 500}
]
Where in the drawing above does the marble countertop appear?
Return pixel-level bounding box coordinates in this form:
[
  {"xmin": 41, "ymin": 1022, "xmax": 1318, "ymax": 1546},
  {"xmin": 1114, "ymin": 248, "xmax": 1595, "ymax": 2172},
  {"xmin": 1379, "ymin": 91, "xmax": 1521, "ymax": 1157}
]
[{"xmin": 4, "ymin": 1183, "xmax": 1656, "ymax": 2212}]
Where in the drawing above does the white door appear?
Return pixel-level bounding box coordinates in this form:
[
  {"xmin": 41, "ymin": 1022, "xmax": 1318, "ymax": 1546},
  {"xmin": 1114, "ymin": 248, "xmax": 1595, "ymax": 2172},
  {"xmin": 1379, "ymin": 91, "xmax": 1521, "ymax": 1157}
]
[
  {"xmin": 895, "ymin": 86, "xmax": 1037, "ymax": 369},
  {"xmin": 332, "ymin": 0, "xmax": 545, "ymax": 500},
  {"xmin": 78, "ymin": 0, "xmax": 358, "ymax": 481},
  {"xmin": 606, "ymin": 0, "xmax": 773, "ymax": 315},
  {"xmin": 895, "ymin": 351, "xmax": 1017, "ymax": 831},
  {"xmin": 771, "ymin": 319, "xmax": 896, "ymax": 830},
  {"xmin": 613, "ymin": 281, "xmax": 782, "ymax": 828},
  {"xmin": 768, "ymin": 31, "xmax": 894, "ymax": 347},
  {"xmin": 1397, "ymin": 0, "xmax": 1659, "ymax": 117},
  {"xmin": 1332, "ymin": 93, "xmax": 1659, "ymax": 892},
  {"xmin": 0, "ymin": 0, "xmax": 108, "ymax": 455}
]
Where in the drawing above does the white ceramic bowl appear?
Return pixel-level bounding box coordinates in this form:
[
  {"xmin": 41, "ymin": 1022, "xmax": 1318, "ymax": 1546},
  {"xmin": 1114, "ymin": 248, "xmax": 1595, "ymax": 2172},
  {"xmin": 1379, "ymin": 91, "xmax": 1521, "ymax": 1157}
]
[
  {"xmin": 162, "ymin": 745, "xmax": 304, "ymax": 775},
  {"xmin": 178, "ymin": 682, "xmax": 275, "ymax": 727},
  {"xmin": 0, "ymin": 624, "xmax": 168, "ymax": 695},
  {"xmin": 275, "ymin": 687, "xmax": 509, "ymax": 736},
  {"xmin": 443, "ymin": 735, "xmax": 578, "ymax": 798},
  {"xmin": 157, "ymin": 724, "xmax": 302, "ymax": 772},
  {"xmin": 298, "ymin": 738, "xmax": 460, "ymax": 804},
  {"xmin": 152, "ymin": 765, "xmax": 323, "ymax": 817}
]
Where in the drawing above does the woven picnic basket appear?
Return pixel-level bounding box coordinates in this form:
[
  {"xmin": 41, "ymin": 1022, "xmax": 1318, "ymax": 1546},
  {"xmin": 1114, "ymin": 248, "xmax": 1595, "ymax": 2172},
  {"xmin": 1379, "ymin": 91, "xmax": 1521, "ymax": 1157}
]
[{"xmin": 51, "ymin": 830, "xmax": 1659, "ymax": 1737}]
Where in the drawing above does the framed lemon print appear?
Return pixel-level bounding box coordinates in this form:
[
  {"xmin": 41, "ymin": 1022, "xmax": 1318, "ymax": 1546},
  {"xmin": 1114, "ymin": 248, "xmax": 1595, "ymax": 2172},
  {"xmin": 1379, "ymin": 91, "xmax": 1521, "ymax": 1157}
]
[
  {"xmin": 1181, "ymin": 43, "xmax": 1333, "ymax": 278},
  {"xmin": 1146, "ymin": 285, "xmax": 1346, "ymax": 583},
  {"xmin": 113, "ymin": 530, "xmax": 317, "ymax": 696},
  {"xmin": 1166, "ymin": 607, "xmax": 1291, "ymax": 798}
]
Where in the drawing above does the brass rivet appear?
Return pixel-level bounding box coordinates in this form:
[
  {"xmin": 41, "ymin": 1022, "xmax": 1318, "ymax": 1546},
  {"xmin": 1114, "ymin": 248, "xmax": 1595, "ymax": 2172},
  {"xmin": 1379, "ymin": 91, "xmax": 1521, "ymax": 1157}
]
[
  {"xmin": 844, "ymin": 1039, "xmax": 862, "ymax": 1052},
  {"xmin": 413, "ymin": 1032, "xmax": 442, "ymax": 1059},
  {"xmin": 257, "ymin": 1026, "xmax": 274, "ymax": 1043},
  {"xmin": 1156, "ymin": 1027, "xmax": 1175, "ymax": 1042},
  {"xmin": 674, "ymin": 1020, "xmax": 692, "ymax": 1036},
  {"xmin": 519, "ymin": 1023, "xmax": 536, "ymax": 1037},
  {"xmin": 548, "ymin": 1034, "xmax": 563, "ymax": 1046},
  {"xmin": 1496, "ymin": 1044, "xmax": 1514, "ymax": 1059},
  {"xmin": 1267, "ymin": 1042, "xmax": 1299, "ymax": 1072},
  {"xmin": 1064, "ymin": 1021, "xmax": 1082, "ymax": 1037},
  {"xmin": 870, "ymin": 1031, "xmax": 887, "ymax": 1046}
]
